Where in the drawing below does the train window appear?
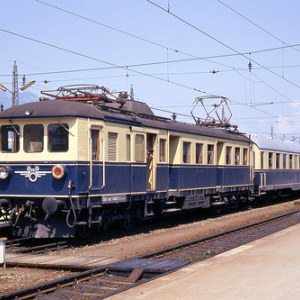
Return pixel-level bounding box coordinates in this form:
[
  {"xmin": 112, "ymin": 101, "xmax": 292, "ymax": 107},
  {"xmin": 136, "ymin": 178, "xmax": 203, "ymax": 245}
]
[
  {"xmin": 235, "ymin": 148, "xmax": 240, "ymax": 165},
  {"xmin": 24, "ymin": 124, "xmax": 43, "ymax": 153},
  {"xmin": 1, "ymin": 125, "xmax": 20, "ymax": 152},
  {"xmin": 108, "ymin": 132, "xmax": 118, "ymax": 161},
  {"xmin": 226, "ymin": 146, "xmax": 232, "ymax": 165},
  {"xmin": 48, "ymin": 123, "xmax": 69, "ymax": 152},
  {"xmin": 135, "ymin": 134, "xmax": 145, "ymax": 162},
  {"xmin": 283, "ymin": 154, "xmax": 287, "ymax": 169},
  {"xmin": 260, "ymin": 152, "xmax": 264, "ymax": 169},
  {"xmin": 276, "ymin": 153, "xmax": 280, "ymax": 169},
  {"xmin": 243, "ymin": 148, "xmax": 248, "ymax": 165},
  {"xmin": 268, "ymin": 152, "xmax": 273, "ymax": 169},
  {"xmin": 207, "ymin": 144, "xmax": 214, "ymax": 164},
  {"xmin": 126, "ymin": 134, "xmax": 131, "ymax": 161},
  {"xmin": 196, "ymin": 143, "xmax": 203, "ymax": 164},
  {"xmin": 289, "ymin": 155, "xmax": 293, "ymax": 169},
  {"xmin": 159, "ymin": 139, "xmax": 167, "ymax": 162},
  {"xmin": 91, "ymin": 129, "xmax": 99, "ymax": 160},
  {"xmin": 183, "ymin": 142, "xmax": 191, "ymax": 163}
]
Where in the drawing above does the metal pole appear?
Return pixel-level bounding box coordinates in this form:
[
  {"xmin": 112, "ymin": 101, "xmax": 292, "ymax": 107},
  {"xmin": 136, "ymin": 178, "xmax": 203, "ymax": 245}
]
[
  {"xmin": 12, "ymin": 61, "xmax": 19, "ymax": 107},
  {"xmin": 0, "ymin": 238, "xmax": 7, "ymax": 276}
]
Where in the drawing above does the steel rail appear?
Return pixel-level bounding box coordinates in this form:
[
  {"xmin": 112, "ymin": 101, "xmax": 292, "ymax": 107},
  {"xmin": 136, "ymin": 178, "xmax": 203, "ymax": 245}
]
[
  {"xmin": 1, "ymin": 208, "xmax": 300, "ymax": 299},
  {"xmin": 138, "ymin": 208, "xmax": 300, "ymax": 259}
]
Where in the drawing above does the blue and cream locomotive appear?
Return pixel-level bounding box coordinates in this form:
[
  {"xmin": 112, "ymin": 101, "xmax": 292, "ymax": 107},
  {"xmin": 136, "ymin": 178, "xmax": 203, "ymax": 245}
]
[{"xmin": 0, "ymin": 85, "xmax": 298, "ymax": 238}]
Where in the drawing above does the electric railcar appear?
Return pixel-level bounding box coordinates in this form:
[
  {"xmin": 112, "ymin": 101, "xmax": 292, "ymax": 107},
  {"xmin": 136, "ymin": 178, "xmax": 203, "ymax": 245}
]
[{"xmin": 0, "ymin": 85, "xmax": 297, "ymax": 238}]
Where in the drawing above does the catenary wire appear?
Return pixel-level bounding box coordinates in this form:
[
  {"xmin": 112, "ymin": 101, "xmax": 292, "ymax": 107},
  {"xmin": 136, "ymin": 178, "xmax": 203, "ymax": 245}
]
[{"xmin": 146, "ymin": 0, "xmax": 300, "ymax": 91}]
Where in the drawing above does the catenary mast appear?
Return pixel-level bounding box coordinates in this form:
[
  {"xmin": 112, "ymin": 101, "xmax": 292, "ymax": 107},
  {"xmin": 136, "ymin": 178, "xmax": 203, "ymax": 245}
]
[{"xmin": 12, "ymin": 61, "xmax": 18, "ymax": 107}]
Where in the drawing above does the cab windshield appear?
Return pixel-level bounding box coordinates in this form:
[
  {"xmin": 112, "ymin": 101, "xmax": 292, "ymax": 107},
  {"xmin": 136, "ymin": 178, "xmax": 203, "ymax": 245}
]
[{"xmin": 0, "ymin": 122, "xmax": 69, "ymax": 153}]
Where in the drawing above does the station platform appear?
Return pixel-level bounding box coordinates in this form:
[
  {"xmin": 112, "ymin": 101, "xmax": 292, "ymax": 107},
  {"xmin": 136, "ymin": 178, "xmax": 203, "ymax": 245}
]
[{"xmin": 108, "ymin": 222, "xmax": 300, "ymax": 300}]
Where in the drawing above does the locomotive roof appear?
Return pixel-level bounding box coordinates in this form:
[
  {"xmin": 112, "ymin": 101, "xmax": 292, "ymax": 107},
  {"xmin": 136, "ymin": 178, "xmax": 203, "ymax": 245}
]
[
  {"xmin": 251, "ymin": 135, "xmax": 300, "ymax": 154},
  {"xmin": 140, "ymin": 115, "xmax": 250, "ymax": 143},
  {"xmin": 0, "ymin": 101, "xmax": 105, "ymax": 119},
  {"xmin": 0, "ymin": 100, "xmax": 251, "ymax": 144}
]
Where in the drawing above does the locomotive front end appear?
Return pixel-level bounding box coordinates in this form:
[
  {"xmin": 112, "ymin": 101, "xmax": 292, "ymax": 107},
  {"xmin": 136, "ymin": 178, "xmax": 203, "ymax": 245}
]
[{"xmin": 0, "ymin": 101, "xmax": 97, "ymax": 238}]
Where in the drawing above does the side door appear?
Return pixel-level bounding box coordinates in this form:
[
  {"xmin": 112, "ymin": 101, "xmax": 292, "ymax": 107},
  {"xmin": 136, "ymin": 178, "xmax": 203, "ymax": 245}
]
[
  {"xmin": 89, "ymin": 126, "xmax": 103, "ymax": 189},
  {"xmin": 146, "ymin": 133, "xmax": 156, "ymax": 190}
]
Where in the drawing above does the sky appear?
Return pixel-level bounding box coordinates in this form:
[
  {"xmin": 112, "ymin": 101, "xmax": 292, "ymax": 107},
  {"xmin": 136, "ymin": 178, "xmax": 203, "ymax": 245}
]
[{"xmin": 1, "ymin": 0, "xmax": 300, "ymax": 140}]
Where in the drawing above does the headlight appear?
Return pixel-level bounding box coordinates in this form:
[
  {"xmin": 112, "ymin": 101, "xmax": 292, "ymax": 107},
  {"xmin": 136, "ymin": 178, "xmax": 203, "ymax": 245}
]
[
  {"xmin": 0, "ymin": 166, "xmax": 11, "ymax": 179},
  {"xmin": 52, "ymin": 164, "xmax": 66, "ymax": 179}
]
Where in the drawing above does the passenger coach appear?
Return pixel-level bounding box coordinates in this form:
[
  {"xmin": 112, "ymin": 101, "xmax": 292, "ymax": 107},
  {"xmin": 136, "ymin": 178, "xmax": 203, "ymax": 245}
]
[{"xmin": 251, "ymin": 135, "xmax": 300, "ymax": 199}]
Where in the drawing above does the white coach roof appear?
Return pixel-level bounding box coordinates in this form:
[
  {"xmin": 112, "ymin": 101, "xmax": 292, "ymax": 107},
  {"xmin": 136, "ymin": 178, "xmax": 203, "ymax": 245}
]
[{"xmin": 251, "ymin": 135, "xmax": 300, "ymax": 154}]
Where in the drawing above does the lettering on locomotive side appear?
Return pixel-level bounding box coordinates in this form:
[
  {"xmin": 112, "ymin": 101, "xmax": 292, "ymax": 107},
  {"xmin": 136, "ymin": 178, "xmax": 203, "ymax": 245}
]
[{"xmin": 102, "ymin": 195, "xmax": 127, "ymax": 202}]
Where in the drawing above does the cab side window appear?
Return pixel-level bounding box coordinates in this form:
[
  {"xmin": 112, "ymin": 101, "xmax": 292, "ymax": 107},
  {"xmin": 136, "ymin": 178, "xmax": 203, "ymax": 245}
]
[
  {"xmin": 108, "ymin": 132, "xmax": 118, "ymax": 161},
  {"xmin": 91, "ymin": 129, "xmax": 100, "ymax": 160},
  {"xmin": 135, "ymin": 134, "xmax": 145, "ymax": 162},
  {"xmin": 1, "ymin": 125, "xmax": 20, "ymax": 152}
]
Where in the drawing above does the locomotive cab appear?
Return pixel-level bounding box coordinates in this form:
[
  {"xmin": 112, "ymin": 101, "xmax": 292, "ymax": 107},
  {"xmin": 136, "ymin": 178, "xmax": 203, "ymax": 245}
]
[{"xmin": 0, "ymin": 101, "xmax": 103, "ymax": 237}]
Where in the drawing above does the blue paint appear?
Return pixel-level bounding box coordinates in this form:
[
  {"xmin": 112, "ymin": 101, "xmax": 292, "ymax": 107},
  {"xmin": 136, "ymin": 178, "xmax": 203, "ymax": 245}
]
[
  {"xmin": 254, "ymin": 170, "xmax": 300, "ymax": 187},
  {"xmin": 169, "ymin": 165, "xmax": 218, "ymax": 190},
  {"xmin": 217, "ymin": 166, "xmax": 250, "ymax": 186},
  {"xmin": 156, "ymin": 164, "xmax": 169, "ymax": 191}
]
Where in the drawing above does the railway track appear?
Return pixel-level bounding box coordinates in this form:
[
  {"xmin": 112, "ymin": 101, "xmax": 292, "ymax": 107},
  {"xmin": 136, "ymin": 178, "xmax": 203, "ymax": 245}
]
[
  {"xmin": 6, "ymin": 238, "xmax": 69, "ymax": 255},
  {"xmin": 1, "ymin": 199, "xmax": 285, "ymax": 256},
  {"xmin": 1, "ymin": 208, "xmax": 300, "ymax": 299},
  {"xmin": 141, "ymin": 209, "xmax": 300, "ymax": 261},
  {"xmin": 2, "ymin": 205, "xmax": 240, "ymax": 255},
  {"xmin": 2, "ymin": 199, "xmax": 298, "ymax": 256}
]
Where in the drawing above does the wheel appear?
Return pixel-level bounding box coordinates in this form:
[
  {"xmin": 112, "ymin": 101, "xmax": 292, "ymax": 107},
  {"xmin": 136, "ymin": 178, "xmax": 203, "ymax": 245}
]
[
  {"xmin": 123, "ymin": 209, "xmax": 134, "ymax": 230},
  {"xmin": 100, "ymin": 210, "xmax": 114, "ymax": 231}
]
